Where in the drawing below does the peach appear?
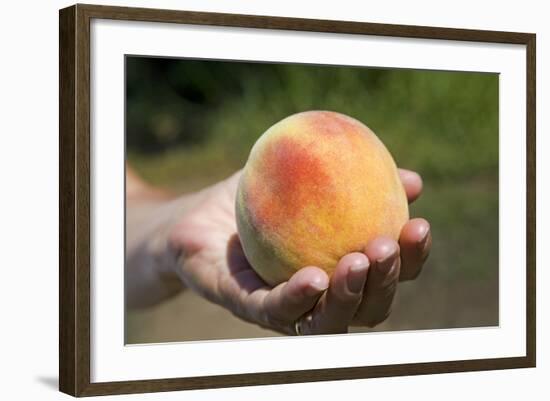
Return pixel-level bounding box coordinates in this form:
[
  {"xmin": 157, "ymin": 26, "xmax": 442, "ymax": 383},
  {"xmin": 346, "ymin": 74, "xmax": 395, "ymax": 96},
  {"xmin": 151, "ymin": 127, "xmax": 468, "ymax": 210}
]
[{"xmin": 235, "ymin": 111, "xmax": 408, "ymax": 286}]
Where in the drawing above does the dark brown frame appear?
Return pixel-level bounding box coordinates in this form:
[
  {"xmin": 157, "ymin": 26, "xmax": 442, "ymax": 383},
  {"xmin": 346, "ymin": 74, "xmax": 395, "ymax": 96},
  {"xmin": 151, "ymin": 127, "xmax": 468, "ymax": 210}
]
[{"xmin": 59, "ymin": 3, "xmax": 536, "ymax": 397}]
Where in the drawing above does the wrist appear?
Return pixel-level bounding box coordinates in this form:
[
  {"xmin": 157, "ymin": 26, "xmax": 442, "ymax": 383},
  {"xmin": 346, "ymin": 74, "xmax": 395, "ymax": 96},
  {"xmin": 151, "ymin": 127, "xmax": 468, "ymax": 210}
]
[
  {"xmin": 126, "ymin": 195, "xmax": 192, "ymax": 307},
  {"xmin": 143, "ymin": 191, "xmax": 207, "ymax": 285}
]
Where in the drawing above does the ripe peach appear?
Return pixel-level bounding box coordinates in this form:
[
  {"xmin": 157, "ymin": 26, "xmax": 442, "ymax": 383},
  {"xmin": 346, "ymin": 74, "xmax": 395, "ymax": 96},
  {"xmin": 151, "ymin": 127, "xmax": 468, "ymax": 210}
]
[{"xmin": 235, "ymin": 111, "xmax": 408, "ymax": 286}]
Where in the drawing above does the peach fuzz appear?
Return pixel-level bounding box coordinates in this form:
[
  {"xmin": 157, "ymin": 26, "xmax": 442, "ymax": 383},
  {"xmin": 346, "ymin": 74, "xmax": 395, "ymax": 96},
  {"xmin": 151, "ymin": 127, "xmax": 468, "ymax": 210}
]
[{"xmin": 235, "ymin": 111, "xmax": 409, "ymax": 286}]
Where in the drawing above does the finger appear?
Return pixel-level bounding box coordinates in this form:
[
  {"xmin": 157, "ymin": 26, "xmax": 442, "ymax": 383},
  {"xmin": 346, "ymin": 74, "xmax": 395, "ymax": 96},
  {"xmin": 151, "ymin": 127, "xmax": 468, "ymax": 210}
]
[
  {"xmin": 262, "ymin": 266, "xmax": 329, "ymax": 329},
  {"xmin": 398, "ymin": 169, "xmax": 423, "ymax": 203},
  {"xmin": 354, "ymin": 237, "xmax": 400, "ymax": 327},
  {"xmin": 301, "ymin": 253, "xmax": 369, "ymax": 335},
  {"xmin": 399, "ymin": 218, "xmax": 431, "ymax": 281}
]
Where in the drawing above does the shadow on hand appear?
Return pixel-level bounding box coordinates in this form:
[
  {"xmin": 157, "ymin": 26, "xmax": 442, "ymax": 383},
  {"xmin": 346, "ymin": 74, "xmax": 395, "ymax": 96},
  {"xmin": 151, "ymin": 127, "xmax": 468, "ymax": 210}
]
[{"xmin": 226, "ymin": 233, "xmax": 267, "ymax": 294}]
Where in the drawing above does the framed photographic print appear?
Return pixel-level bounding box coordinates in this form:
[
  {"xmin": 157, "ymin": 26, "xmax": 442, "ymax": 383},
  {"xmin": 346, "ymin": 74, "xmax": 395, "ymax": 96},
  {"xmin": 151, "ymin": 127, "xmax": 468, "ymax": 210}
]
[{"xmin": 59, "ymin": 3, "xmax": 536, "ymax": 397}]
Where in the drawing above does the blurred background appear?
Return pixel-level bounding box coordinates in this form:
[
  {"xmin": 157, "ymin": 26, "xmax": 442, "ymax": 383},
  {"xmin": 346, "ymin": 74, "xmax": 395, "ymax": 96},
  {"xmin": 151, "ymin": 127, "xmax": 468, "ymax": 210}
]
[{"xmin": 125, "ymin": 56, "xmax": 499, "ymax": 344}]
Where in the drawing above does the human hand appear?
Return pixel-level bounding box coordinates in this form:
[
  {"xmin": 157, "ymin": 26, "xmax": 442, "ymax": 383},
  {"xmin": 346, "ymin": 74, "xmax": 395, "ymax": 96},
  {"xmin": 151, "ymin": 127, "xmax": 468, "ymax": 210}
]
[{"xmin": 168, "ymin": 169, "xmax": 431, "ymax": 335}]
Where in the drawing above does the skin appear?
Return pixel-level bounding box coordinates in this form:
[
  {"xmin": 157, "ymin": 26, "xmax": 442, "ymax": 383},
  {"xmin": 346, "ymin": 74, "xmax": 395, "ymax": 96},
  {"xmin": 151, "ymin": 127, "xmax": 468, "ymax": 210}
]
[{"xmin": 126, "ymin": 165, "xmax": 431, "ymax": 335}]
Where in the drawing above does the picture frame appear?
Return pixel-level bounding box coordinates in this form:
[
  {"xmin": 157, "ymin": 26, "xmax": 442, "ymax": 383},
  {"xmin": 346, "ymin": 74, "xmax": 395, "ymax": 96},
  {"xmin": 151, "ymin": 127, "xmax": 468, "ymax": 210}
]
[{"xmin": 59, "ymin": 3, "xmax": 536, "ymax": 397}]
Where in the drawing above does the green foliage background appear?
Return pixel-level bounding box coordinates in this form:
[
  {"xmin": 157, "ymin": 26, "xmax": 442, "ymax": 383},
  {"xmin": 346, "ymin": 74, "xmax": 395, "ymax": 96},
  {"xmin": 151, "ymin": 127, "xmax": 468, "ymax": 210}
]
[{"xmin": 126, "ymin": 56, "xmax": 499, "ymax": 341}]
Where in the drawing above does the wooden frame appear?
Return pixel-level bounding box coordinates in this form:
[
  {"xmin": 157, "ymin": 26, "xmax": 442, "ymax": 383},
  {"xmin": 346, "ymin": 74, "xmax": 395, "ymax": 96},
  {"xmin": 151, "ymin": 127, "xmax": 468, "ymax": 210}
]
[{"xmin": 59, "ymin": 3, "xmax": 536, "ymax": 397}]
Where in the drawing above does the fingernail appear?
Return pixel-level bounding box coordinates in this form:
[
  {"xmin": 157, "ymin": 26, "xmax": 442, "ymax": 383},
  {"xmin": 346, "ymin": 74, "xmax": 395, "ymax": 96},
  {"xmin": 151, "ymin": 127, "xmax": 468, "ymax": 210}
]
[
  {"xmin": 416, "ymin": 225, "xmax": 430, "ymax": 250},
  {"xmin": 419, "ymin": 234, "xmax": 432, "ymax": 263},
  {"xmin": 375, "ymin": 249, "xmax": 398, "ymax": 274},
  {"xmin": 347, "ymin": 262, "xmax": 369, "ymax": 293},
  {"xmin": 306, "ymin": 277, "xmax": 328, "ymax": 296}
]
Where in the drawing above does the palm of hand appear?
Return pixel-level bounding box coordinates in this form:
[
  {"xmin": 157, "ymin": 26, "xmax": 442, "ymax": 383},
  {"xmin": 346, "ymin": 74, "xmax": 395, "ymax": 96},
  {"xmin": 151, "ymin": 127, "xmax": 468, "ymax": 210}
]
[
  {"xmin": 170, "ymin": 173, "xmax": 269, "ymax": 322},
  {"xmin": 170, "ymin": 170, "xmax": 431, "ymax": 335}
]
